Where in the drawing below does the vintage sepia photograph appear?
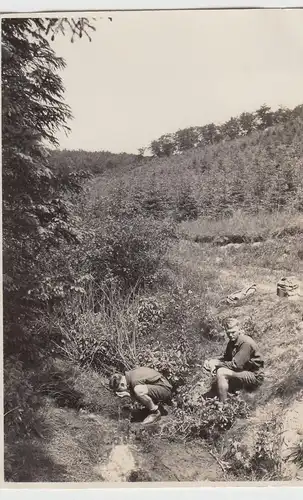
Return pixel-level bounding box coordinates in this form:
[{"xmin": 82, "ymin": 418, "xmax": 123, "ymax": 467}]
[{"xmin": 2, "ymin": 8, "xmax": 303, "ymax": 484}]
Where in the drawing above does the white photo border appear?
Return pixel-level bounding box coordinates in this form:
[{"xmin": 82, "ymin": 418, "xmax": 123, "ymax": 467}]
[{"xmin": 1, "ymin": 1, "xmax": 303, "ymax": 499}]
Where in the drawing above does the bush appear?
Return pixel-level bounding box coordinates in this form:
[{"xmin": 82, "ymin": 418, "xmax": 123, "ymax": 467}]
[
  {"xmin": 162, "ymin": 392, "xmax": 249, "ymax": 442},
  {"xmin": 49, "ymin": 284, "xmax": 198, "ymax": 392},
  {"xmin": 145, "ymin": 283, "xmax": 221, "ymax": 343},
  {"xmin": 136, "ymin": 337, "xmax": 196, "ymax": 390},
  {"xmin": 49, "ymin": 287, "xmax": 138, "ymax": 374},
  {"xmin": 21, "ymin": 199, "xmax": 176, "ymax": 320},
  {"xmin": 137, "ymin": 296, "xmax": 165, "ymax": 335},
  {"xmin": 72, "ymin": 213, "xmax": 176, "ymax": 297},
  {"xmin": 4, "ymin": 359, "xmax": 42, "ymax": 438},
  {"xmin": 223, "ymin": 417, "xmax": 284, "ymax": 480},
  {"xmin": 250, "ymin": 418, "xmax": 284, "ymax": 479},
  {"xmin": 175, "ymin": 187, "xmax": 199, "ymax": 222},
  {"xmin": 287, "ymin": 440, "xmax": 303, "ymax": 469},
  {"xmin": 101, "ymin": 215, "xmax": 175, "ymax": 290}
]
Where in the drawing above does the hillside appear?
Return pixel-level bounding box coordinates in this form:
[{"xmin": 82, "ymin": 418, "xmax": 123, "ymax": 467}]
[
  {"xmin": 49, "ymin": 148, "xmax": 141, "ymax": 176},
  {"xmin": 4, "ymin": 107, "xmax": 303, "ymax": 483},
  {"xmin": 89, "ymin": 111, "xmax": 303, "ymax": 221},
  {"xmin": 5, "ymin": 210, "xmax": 303, "ymax": 482}
]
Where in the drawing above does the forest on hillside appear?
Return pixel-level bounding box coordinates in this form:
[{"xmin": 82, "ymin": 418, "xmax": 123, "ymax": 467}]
[
  {"xmin": 49, "ymin": 102, "xmax": 303, "ymax": 178},
  {"xmin": 148, "ymin": 103, "xmax": 303, "ymax": 157},
  {"xmin": 3, "ymin": 17, "xmax": 303, "ymax": 483},
  {"xmin": 51, "ymin": 106, "xmax": 303, "ymax": 222}
]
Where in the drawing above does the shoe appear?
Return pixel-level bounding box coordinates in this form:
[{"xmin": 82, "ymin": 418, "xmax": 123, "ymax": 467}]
[
  {"xmin": 158, "ymin": 404, "xmax": 169, "ymax": 416},
  {"xmin": 142, "ymin": 410, "xmax": 161, "ymax": 425}
]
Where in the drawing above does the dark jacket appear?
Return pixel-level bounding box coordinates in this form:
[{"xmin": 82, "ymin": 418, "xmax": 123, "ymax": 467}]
[
  {"xmin": 220, "ymin": 334, "xmax": 264, "ymax": 372},
  {"xmin": 125, "ymin": 367, "xmax": 172, "ymax": 392}
]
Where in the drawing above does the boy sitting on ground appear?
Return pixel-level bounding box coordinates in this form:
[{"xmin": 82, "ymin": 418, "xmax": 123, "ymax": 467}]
[
  {"xmin": 204, "ymin": 317, "xmax": 264, "ymax": 402},
  {"xmin": 109, "ymin": 366, "xmax": 173, "ymax": 425}
]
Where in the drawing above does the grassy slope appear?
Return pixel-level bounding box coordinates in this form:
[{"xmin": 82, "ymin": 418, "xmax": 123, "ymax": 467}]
[
  {"xmin": 6, "ymin": 358, "xmax": 223, "ymax": 482},
  {"xmin": 7, "ymin": 212, "xmax": 302, "ymax": 483},
  {"xmin": 6, "ymin": 116, "xmax": 303, "ymax": 483},
  {"xmin": 89, "ymin": 115, "xmax": 303, "ymax": 219},
  {"xmin": 175, "ymin": 213, "xmax": 303, "ymax": 480}
]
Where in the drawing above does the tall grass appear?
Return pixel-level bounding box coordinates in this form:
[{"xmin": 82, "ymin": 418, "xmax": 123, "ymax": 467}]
[
  {"xmin": 45, "ymin": 280, "xmax": 202, "ymax": 391},
  {"xmin": 179, "ymin": 209, "xmax": 303, "ymax": 243},
  {"xmin": 49, "ymin": 284, "xmax": 142, "ymax": 373}
]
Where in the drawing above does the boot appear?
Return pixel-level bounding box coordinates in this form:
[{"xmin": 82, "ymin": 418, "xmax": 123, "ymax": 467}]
[{"xmin": 142, "ymin": 409, "xmax": 161, "ymax": 425}]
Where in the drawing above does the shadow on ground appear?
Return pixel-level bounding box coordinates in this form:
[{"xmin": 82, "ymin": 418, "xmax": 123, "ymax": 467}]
[{"xmin": 4, "ymin": 439, "xmax": 69, "ymax": 482}]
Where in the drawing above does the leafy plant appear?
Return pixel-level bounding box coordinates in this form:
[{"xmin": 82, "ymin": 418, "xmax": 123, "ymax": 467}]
[
  {"xmin": 161, "ymin": 393, "xmax": 249, "ymax": 442},
  {"xmin": 224, "ymin": 417, "xmax": 285, "ymax": 480},
  {"xmin": 175, "ymin": 186, "xmax": 199, "ymax": 222},
  {"xmin": 137, "ymin": 296, "xmax": 165, "ymax": 335},
  {"xmin": 287, "ymin": 440, "xmax": 303, "ymax": 469}
]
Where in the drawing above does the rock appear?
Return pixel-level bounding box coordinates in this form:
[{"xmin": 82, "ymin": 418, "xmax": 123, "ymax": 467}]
[
  {"xmin": 96, "ymin": 444, "xmax": 136, "ymax": 482},
  {"xmin": 277, "ymin": 276, "xmax": 301, "ymax": 298}
]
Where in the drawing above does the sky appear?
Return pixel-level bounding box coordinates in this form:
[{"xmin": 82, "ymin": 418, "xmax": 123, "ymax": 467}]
[{"xmin": 51, "ymin": 9, "xmax": 303, "ymax": 154}]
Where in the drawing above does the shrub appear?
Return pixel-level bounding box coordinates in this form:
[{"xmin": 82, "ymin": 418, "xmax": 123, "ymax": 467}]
[
  {"xmin": 49, "ymin": 284, "xmax": 199, "ymax": 392},
  {"xmin": 287, "ymin": 440, "xmax": 303, "ymax": 469},
  {"xmin": 137, "ymin": 296, "xmax": 165, "ymax": 335},
  {"xmin": 223, "ymin": 417, "xmax": 284, "ymax": 480},
  {"xmin": 4, "ymin": 359, "xmax": 42, "ymax": 438},
  {"xmin": 175, "ymin": 187, "xmax": 199, "ymax": 222},
  {"xmin": 162, "ymin": 393, "xmax": 249, "ymax": 442},
  {"xmin": 140, "ymin": 186, "xmax": 166, "ymax": 219},
  {"xmin": 74, "ymin": 213, "xmax": 176, "ymax": 296},
  {"xmin": 136, "ymin": 337, "xmax": 196, "ymax": 390},
  {"xmin": 250, "ymin": 418, "xmax": 284, "ymax": 479},
  {"xmin": 146, "ymin": 283, "xmax": 220, "ymax": 343},
  {"xmin": 242, "ymin": 317, "xmax": 260, "ymax": 340},
  {"xmin": 49, "ymin": 288, "xmax": 139, "ymax": 374}
]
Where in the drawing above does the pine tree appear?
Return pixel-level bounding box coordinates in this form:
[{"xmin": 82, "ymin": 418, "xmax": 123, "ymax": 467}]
[
  {"xmin": 141, "ymin": 185, "xmax": 164, "ymax": 218},
  {"xmin": 2, "ymin": 18, "xmax": 95, "ymax": 349},
  {"xmin": 175, "ymin": 186, "xmax": 199, "ymax": 222}
]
